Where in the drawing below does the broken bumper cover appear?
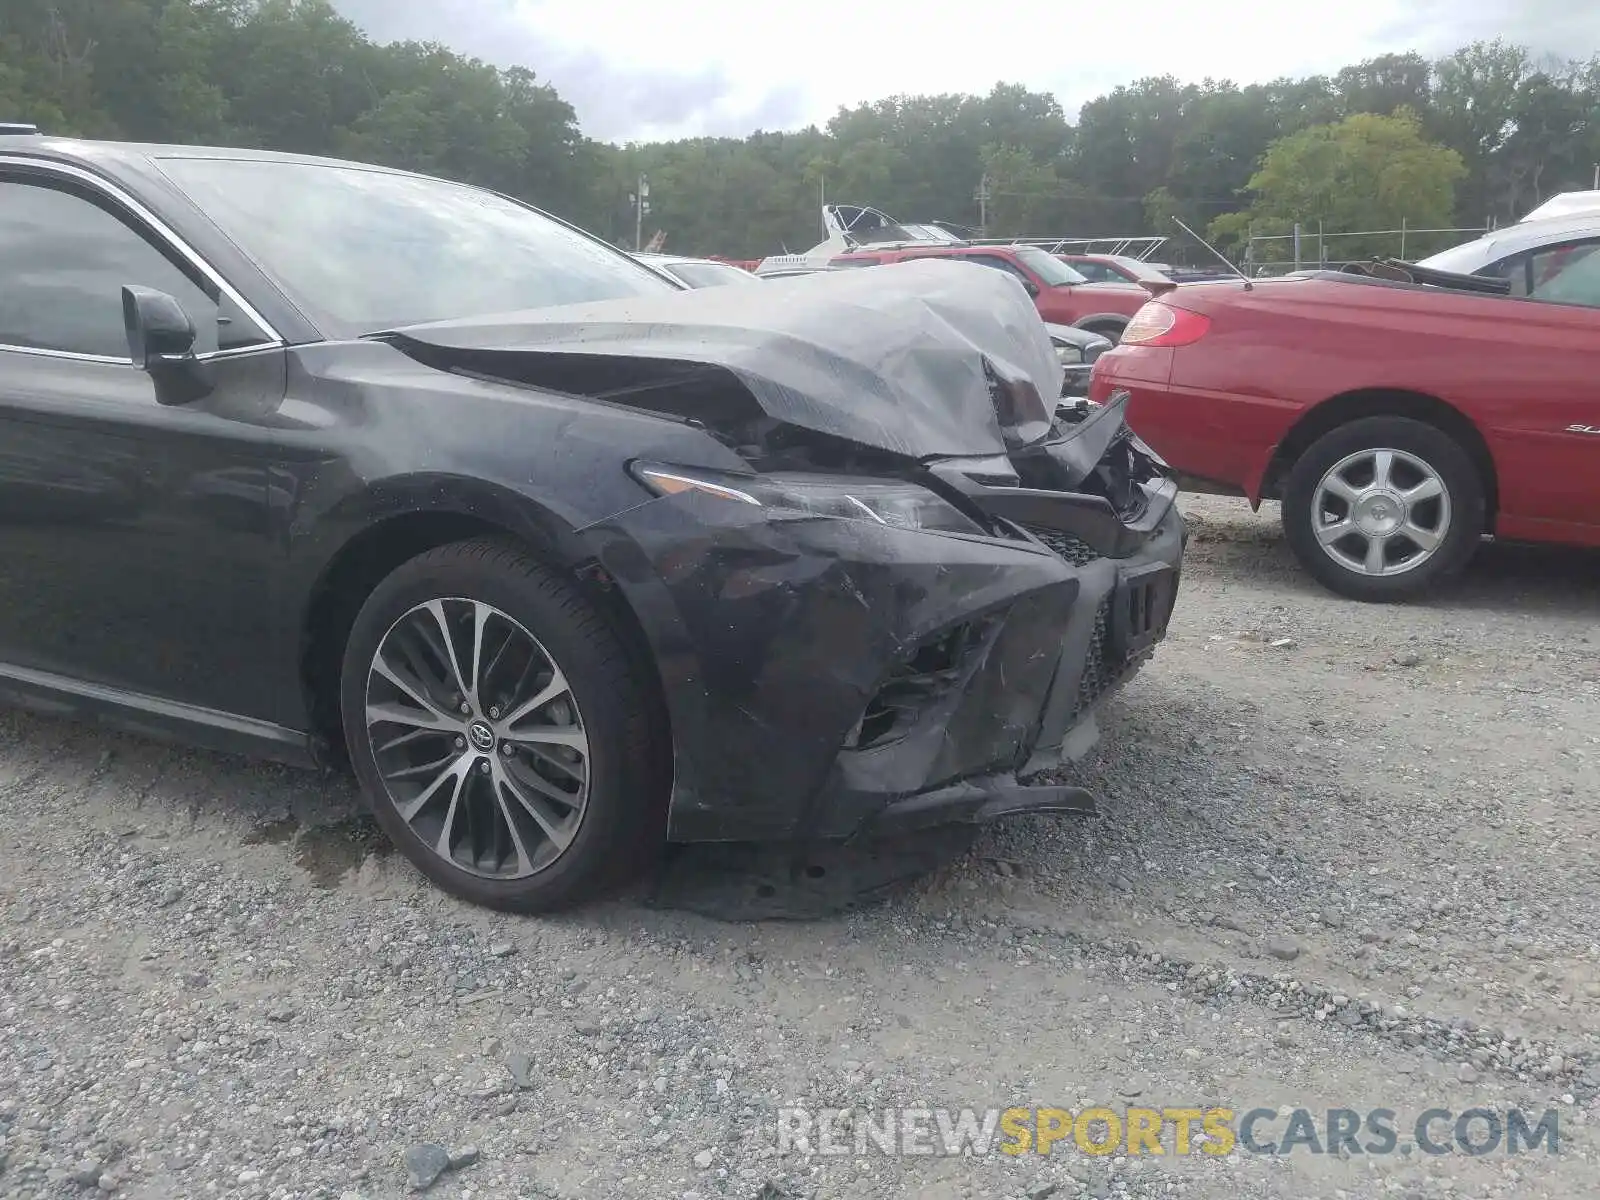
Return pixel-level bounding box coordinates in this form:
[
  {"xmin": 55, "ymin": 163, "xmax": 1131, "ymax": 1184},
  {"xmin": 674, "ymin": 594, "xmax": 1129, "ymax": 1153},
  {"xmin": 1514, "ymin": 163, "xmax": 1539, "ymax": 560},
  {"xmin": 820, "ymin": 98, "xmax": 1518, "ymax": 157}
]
[{"xmin": 584, "ymin": 450, "xmax": 1183, "ymax": 845}]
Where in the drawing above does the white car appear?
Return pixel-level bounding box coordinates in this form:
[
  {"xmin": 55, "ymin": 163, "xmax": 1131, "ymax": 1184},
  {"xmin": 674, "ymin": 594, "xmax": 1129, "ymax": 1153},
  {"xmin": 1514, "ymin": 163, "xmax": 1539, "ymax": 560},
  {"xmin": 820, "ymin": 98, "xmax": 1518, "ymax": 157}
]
[
  {"xmin": 1519, "ymin": 191, "xmax": 1600, "ymax": 223},
  {"xmin": 630, "ymin": 252, "xmax": 762, "ymax": 289},
  {"xmin": 1416, "ymin": 212, "xmax": 1600, "ymax": 302}
]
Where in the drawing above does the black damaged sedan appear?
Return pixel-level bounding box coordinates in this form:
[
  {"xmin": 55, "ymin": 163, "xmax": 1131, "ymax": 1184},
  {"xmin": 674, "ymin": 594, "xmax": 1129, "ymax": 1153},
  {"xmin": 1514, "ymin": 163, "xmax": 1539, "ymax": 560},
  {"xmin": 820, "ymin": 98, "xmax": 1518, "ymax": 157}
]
[{"xmin": 0, "ymin": 131, "xmax": 1184, "ymax": 911}]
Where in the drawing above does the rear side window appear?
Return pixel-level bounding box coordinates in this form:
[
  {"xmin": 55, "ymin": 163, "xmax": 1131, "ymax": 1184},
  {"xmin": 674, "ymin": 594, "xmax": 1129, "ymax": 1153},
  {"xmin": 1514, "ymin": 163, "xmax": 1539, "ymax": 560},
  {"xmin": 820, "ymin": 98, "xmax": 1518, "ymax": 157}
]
[
  {"xmin": 0, "ymin": 178, "xmax": 235, "ymax": 358},
  {"xmin": 1487, "ymin": 238, "xmax": 1600, "ymax": 305},
  {"xmin": 1527, "ymin": 241, "xmax": 1600, "ymax": 307},
  {"xmin": 958, "ymin": 253, "xmax": 1033, "ymax": 282},
  {"xmin": 924, "ymin": 252, "xmax": 1039, "ymax": 286}
]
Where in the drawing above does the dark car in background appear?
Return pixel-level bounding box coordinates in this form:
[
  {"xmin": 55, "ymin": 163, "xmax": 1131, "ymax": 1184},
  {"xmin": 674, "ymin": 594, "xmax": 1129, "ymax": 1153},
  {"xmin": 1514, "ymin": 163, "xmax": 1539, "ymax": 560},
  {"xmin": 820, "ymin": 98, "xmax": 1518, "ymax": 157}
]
[
  {"xmin": 0, "ymin": 129, "xmax": 1185, "ymax": 911},
  {"xmin": 1046, "ymin": 322, "xmax": 1113, "ymax": 397}
]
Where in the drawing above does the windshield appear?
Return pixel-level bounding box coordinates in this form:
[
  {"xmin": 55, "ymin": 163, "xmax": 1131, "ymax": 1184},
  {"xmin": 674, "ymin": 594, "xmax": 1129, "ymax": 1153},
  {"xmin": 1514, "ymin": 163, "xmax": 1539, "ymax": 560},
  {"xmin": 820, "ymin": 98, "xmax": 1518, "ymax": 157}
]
[
  {"xmin": 157, "ymin": 157, "xmax": 675, "ymax": 334},
  {"xmin": 666, "ymin": 260, "xmax": 763, "ymax": 288},
  {"xmin": 1414, "ymin": 237, "xmax": 1497, "ymax": 274},
  {"xmin": 1013, "ymin": 246, "xmax": 1087, "ymax": 286}
]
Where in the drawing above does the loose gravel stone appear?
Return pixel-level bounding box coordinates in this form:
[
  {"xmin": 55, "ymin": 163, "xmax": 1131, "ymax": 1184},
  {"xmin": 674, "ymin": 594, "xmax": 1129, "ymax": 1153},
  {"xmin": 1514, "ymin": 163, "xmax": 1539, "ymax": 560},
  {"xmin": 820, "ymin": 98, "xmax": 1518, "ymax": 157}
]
[
  {"xmin": 404, "ymin": 1144, "xmax": 451, "ymax": 1191},
  {"xmin": 1267, "ymin": 937, "xmax": 1302, "ymax": 961}
]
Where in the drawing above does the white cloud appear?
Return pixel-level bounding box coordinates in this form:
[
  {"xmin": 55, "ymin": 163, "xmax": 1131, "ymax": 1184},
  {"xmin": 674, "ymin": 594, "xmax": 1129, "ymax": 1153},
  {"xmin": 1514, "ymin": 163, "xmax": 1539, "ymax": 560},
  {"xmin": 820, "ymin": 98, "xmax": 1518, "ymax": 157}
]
[{"xmin": 335, "ymin": 0, "xmax": 1600, "ymax": 142}]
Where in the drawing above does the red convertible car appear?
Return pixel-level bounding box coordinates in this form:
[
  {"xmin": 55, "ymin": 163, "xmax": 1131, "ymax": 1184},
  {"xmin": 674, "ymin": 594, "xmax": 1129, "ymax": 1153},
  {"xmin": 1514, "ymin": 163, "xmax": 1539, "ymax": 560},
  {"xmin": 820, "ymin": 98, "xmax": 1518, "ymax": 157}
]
[{"xmin": 1090, "ymin": 251, "xmax": 1600, "ymax": 601}]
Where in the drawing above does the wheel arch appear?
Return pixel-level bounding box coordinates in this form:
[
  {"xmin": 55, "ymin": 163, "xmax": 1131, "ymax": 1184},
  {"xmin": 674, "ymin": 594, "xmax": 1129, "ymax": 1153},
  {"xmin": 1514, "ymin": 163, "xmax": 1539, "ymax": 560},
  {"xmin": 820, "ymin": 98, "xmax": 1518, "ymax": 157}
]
[
  {"xmin": 1260, "ymin": 388, "xmax": 1500, "ymax": 524},
  {"xmin": 296, "ymin": 479, "xmax": 669, "ymax": 771},
  {"xmin": 1073, "ymin": 313, "xmax": 1130, "ymax": 338}
]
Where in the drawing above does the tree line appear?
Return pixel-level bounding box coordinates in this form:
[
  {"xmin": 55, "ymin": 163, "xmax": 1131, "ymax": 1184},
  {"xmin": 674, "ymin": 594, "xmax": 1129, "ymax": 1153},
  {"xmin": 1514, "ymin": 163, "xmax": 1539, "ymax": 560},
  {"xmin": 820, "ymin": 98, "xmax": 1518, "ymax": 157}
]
[{"xmin": 4, "ymin": 0, "xmax": 1597, "ymax": 262}]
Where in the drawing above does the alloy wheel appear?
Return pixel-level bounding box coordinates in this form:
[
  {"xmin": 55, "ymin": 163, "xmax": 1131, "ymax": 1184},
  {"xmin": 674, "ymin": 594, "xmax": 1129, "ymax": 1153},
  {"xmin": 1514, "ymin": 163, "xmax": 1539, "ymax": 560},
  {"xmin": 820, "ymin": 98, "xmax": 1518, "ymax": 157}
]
[
  {"xmin": 364, "ymin": 597, "xmax": 589, "ymax": 879},
  {"xmin": 1309, "ymin": 447, "xmax": 1452, "ymax": 578}
]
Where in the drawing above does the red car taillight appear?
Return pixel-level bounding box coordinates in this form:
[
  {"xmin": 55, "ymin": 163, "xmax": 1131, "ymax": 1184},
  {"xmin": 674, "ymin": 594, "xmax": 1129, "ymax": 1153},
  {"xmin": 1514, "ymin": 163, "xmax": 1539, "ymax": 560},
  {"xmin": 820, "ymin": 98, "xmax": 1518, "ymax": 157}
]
[{"xmin": 1120, "ymin": 301, "xmax": 1211, "ymax": 347}]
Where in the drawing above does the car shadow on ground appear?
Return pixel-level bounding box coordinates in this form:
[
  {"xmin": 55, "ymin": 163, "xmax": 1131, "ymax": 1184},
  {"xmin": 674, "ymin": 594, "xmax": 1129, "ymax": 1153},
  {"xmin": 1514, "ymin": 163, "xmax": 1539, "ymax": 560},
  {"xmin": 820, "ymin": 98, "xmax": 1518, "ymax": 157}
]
[
  {"xmin": 1186, "ymin": 503, "xmax": 1600, "ymax": 618},
  {"xmin": 1446, "ymin": 537, "xmax": 1600, "ymax": 614},
  {"xmin": 0, "ymin": 706, "xmax": 1003, "ymax": 921}
]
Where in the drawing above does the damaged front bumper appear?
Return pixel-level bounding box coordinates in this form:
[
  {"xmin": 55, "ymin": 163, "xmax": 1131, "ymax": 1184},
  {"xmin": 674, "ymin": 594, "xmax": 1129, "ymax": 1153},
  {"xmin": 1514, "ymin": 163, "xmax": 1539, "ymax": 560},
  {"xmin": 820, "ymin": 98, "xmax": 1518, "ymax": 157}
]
[{"xmin": 582, "ymin": 397, "xmax": 1185, "ymax": 845}]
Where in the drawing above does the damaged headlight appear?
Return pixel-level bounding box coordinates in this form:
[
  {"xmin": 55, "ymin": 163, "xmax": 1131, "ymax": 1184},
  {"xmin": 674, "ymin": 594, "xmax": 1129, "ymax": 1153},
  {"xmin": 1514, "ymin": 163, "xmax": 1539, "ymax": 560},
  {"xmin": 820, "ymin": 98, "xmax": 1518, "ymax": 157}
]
[
  {"xmin": 631, "ymin": 463, "xmax": 985, "ymax": 535},
  {"xmin": 1055, "ymin": 343, "xmax": 1083, "ymax": 365}
]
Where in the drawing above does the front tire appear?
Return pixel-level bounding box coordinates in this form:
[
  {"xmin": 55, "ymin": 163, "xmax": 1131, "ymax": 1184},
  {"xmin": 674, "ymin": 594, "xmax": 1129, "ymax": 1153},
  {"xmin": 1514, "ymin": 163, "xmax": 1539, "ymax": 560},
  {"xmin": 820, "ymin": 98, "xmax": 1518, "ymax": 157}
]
[
  {"xmin": 1280, "ymin": 416, "xmax": 1485, "ymax": 602},
  {"xmin": 339, "ymin": 538, "xmax": 665, "ymax": 912}
]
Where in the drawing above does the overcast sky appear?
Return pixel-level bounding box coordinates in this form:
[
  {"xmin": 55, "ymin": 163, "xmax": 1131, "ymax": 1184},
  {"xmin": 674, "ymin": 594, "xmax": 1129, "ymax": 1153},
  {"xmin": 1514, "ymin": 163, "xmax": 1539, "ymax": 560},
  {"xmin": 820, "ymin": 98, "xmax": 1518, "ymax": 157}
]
[{"xmin": 332, "ymin": 0, "xmax": 1596, "ymax": 143}]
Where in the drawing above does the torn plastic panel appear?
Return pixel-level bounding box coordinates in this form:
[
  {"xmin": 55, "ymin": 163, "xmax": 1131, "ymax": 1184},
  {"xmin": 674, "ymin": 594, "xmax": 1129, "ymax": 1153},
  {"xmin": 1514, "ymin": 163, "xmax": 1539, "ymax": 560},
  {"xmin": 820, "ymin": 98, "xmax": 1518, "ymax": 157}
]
[
  {"xmin": 383, "ymin": 257, "xmax": 1062, "ymax": 460},
  {"xmin": 923, "ymin": 395, "xmax": 1180, "ymax": 559},
  {"xmin": 577, "ymin": 477, "xmax": 1184, "ymax": 844}
]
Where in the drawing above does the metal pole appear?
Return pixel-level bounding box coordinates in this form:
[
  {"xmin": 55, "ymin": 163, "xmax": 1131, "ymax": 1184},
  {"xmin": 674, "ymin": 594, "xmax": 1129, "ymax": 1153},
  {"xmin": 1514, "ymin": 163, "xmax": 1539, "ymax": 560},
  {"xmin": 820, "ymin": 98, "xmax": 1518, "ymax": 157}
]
[
  {"xmin": 819, "ymin": 174, "xmax": 826, "ymax": 239},
  {"xmin": 634, "ymin": 173, "xmax": 648, "ymax": 251},
  {"xmin": 1293, "ymin": 222, "xmax": 1302, "ymax": 272},
  {"xmin": 1400, "ymin": 217, "xmax": 1406, "ymax": 260},
  {"xmin": 1318, "ymin": 218, "xmax": 1324, "ymax": 265},
  {"xmin": 1593, "ymin": 163, "xmax": 1598, "ymax": 189}
]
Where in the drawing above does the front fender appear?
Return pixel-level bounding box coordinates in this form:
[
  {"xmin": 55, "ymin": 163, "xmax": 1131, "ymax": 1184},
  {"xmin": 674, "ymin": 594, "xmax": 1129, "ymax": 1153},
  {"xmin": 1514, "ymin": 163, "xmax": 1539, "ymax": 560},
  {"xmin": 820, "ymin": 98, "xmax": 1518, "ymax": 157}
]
[{"xmin": 287, "ymin": 471, "xmax": 596, "ymax": 580}]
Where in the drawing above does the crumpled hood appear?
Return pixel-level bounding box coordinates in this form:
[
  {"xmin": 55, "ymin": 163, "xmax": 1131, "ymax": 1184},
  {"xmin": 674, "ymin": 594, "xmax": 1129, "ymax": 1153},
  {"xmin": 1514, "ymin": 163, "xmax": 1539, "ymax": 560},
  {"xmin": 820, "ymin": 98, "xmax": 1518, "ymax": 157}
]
[{"xmin": 386, "ymin": 257, "xmax": 1063, "ymax": 459}]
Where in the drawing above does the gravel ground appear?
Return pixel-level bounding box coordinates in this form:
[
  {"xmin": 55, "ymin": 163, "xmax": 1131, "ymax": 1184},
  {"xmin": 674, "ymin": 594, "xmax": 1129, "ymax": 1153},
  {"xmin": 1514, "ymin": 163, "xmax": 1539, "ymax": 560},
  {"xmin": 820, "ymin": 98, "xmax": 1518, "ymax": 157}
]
[{"xmin": 2, "ymin": 493, "xmax": 1599, "ymax": 1200}]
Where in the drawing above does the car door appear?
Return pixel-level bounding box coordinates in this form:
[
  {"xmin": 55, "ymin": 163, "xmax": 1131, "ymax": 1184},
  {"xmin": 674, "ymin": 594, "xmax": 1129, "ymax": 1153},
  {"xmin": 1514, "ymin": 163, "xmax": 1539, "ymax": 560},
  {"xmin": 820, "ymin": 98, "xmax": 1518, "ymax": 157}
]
[
  {"xmin": 1475, "ymin": 237, "xmax": 1600, "ymax": 530},
  {"xmin": 0, "ymin": 166, "xmax": 293, "ymax": 720}
]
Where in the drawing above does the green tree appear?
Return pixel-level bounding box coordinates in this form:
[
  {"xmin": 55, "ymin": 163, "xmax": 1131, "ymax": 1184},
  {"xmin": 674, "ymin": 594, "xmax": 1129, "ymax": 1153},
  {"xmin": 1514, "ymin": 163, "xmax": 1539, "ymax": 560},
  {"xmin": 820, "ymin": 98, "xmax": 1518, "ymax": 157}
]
[
  {"xmin": 1334, "ymin": 52, "xmax": 1433, "ymax": 118},
  {"xmin": 1430, "ymin": 39, "xmax": 1530, "ymax": 223},
  {"xmin": 1209, "ymin": 109, "xmax": 1466, "ymax": 264},
  {"xmin": 0, "ymin": 9, "xmax": 1591, "ymax": 265},
  {"xmin": 979, "ymin": 143, "xmax": 1058, "ymax": 235}
]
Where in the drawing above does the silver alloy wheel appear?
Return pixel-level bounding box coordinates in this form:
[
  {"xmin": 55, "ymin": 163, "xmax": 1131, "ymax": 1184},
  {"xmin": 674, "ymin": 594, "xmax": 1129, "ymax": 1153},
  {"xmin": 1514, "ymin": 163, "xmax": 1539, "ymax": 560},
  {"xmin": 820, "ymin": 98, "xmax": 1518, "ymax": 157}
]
[
  {"xmin": 364, "ymin": 597, "xmax": 589, "ymax": 880},
  {"xmin": 1310, "ymin": 447, "xmax": 1452, "ymax": 577}
]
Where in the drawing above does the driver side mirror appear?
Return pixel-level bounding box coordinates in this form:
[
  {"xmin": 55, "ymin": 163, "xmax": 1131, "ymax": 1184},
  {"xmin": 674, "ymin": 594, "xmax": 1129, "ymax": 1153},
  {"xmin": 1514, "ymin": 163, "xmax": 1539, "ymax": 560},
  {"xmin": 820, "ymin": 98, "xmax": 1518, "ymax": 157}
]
[
  {"xmin": 122, "ymin": 285, "xmax": 213, "ymax": 406},
  {"xmin": 1021, "ymin": 279, "xmax": 1040, "ymax": 297}
]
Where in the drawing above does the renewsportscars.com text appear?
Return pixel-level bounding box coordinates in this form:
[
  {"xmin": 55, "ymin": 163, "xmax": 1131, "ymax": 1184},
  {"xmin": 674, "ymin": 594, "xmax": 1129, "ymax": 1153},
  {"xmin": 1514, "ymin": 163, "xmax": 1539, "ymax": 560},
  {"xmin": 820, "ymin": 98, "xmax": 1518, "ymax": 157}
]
[{"xmin": 775, "ymin": 1105, "xmax": 1561, "ymax": 1158}]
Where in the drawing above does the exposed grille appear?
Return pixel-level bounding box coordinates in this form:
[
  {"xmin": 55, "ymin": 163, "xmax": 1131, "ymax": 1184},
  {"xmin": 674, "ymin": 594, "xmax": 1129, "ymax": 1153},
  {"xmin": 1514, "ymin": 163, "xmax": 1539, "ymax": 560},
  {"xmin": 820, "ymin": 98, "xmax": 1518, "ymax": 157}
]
[
  {"xmin": 1020, "ymin": 523, "xmax": 1100, "ymax": 566},
  {"xmin": 1072, "ymin": 595, "xmax": 1118, "ymax": 722},
  {"xmin": 845, "ymin": 618, "xmax": 995, "ymax": 751}
]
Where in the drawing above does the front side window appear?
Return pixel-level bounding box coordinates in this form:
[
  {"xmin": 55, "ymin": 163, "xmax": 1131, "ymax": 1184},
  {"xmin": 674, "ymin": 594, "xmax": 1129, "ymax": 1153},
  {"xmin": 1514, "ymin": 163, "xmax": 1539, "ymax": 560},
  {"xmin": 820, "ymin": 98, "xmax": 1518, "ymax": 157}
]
[
  {"xmin": 158, "ymin": 157, "xmax": 674, "ymax": 336},
  {"xmin": 0, "ymin": 178, "xmax": 241, "ymax": 359}
]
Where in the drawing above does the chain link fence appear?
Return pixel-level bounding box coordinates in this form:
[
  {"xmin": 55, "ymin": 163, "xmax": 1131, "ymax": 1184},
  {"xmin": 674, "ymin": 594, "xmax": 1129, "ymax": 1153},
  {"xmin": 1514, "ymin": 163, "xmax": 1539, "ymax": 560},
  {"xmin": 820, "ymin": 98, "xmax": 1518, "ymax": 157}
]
[{"xmin": 1244, "ymin": 220, "xmax": 1494, "ymax": 277}]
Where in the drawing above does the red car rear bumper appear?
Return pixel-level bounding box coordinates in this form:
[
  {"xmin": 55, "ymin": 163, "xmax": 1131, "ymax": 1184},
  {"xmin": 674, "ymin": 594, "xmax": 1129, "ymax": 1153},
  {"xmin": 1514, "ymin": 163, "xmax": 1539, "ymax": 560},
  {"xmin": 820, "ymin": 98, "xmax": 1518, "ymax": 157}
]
[{"xmin": 1091, "ymin": 348, "xmax": 1300, "ymax": 505}]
